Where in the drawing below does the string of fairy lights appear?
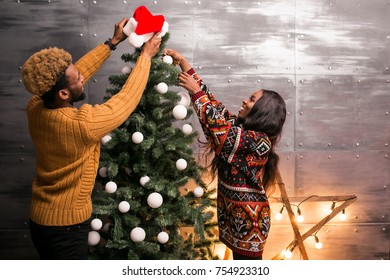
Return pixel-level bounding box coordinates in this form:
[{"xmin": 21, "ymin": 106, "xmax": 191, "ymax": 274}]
[{"xmin": 272, "ymin": 195, "xmax": 355, "ymax": 259}]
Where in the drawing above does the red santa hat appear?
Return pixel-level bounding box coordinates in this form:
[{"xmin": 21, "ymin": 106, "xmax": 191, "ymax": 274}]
[{"xmin": 123, "ymin": 6, "xmax": 169, "ymax": 48}]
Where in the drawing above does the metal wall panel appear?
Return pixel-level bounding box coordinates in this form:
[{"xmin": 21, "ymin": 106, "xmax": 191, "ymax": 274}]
[{"xmin": 0, "ymin": 0, "xmax": 388, "ymax": 259}]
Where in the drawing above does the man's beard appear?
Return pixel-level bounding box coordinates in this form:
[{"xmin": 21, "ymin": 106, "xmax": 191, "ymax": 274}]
[{"xmin": 70, "ymin": 89, "xmax": 86, "ymax": 103}]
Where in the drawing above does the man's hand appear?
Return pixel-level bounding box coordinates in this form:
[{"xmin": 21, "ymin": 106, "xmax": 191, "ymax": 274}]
[
  {"xmin": 110, "ymin": 18, "xmax": 129, "ymax": 46},
  {"xmin": 141, "ymin": 33, "xmax": 162, "ymax": 59},
  {"xmin": 178, "ymin": 72, "xmax": 201, "ymax": 95}
]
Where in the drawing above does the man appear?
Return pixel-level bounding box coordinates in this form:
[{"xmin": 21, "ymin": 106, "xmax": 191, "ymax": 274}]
[{"xmin": 21, "ymin": 18, "xmax": 161, "ymax": 259}]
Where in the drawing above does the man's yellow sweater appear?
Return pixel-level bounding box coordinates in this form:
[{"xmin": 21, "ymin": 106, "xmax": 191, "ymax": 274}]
[{"xmin": 27, "ymin": 44, "xmax": 150, "ymax": 226}]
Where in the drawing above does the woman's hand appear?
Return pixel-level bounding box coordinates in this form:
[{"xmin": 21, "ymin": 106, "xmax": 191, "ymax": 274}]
[
  {"xmin": 164, "ymin": 49, "xmax": 191, "ymax": 72},
  {"xmin": 178, "ymin": 72, "xmax": 201, "ymax": 95}
]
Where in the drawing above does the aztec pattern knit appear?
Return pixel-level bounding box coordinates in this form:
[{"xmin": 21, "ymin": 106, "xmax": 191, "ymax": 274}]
[
  {"xmin": 188, "ymin": 68, "xmax": 272, "ymax": 258},
  {"xmin": 27, "ymin": 44, "xmax": 151, "ymax": 226}
]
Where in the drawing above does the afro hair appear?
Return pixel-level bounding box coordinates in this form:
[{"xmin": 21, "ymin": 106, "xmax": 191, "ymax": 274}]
[{"xmin": 21, "ymin": 47, "xmax": 72, "ymax": 96}]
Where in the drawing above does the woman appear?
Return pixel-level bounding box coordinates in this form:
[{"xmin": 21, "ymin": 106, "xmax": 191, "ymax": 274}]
[{"xmin": 164, "ymin": 49, "xmax": 286, "ymax": 260}]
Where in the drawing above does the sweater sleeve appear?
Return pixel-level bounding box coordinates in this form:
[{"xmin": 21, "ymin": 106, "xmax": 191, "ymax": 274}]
[
  {"xmin": 189, "ymin": 69, "xmax": 271, "ymax": 168},
  {"xmin": 75, "ymin": 43, "xmax": 111, "ymax": 84},
  {"xmin": 80, "ymin": 54, "xmax": 151, "ymax": 141}
]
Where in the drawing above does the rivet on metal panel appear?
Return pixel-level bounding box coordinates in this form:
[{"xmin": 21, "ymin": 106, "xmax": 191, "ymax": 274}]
[
  {"xmin": 257, "ymin": 80, "xmax": 261, "ymax": 83},
  {"xmin": 356, "ymin": 67, "xmax": 360, "ymax": 70},
  {"xmin": 384, "ymin": 185, "xmax": 387, "ymax": 190},
  {"xmin": 299, "ymin": 66, "xmax": 304, "ymax": 70},
  {"xmin": 198, "ymin": 1, "xmax": 201, "ymax": 4},
  {"xmin": 93, "ymin": 79, "xmax": 97, "ymax": 83},
  {"xmin": 300, "ymin": 155, "xmax": 303, "ymax": 159},
  {"xmin": 93, "ymin": 0, "xmax": 97, "ymax": 4},
  {"xmin": 383, "ymin": 227, "xmax": 387, "ymax": 231},
  {"xmin": 80, "ymin": 33, "xmax": 84, "ymax": 37},
  {"xmin": 299, "ymin": 111, "xmax": 303, "ymax": 115},
  {"xmin": 328, "ymin": 66, "xmax": 333, "ymax": 70},
  {"xmin": 356, "ymin": 143, "xmax": 360, "ymax": 147},
  {"xmin": 79, "ymin": 0, "xmax": 84, "ymax": 4},
  {"xmin": 328, "ymin": 155, "xmax": 332, "ymax": 159},
  {"xmin": 299, "ymin": 79, "xmax": 304, "ymax": 83},
  {"xmin": 20, "ymin": 157, "xmax": 24, "ymax": 162},
  {"xmin": 328, "ymin": 143, "xmax": 332, "ymax": 147},
  {"xmin": 385, "ymin": 154, "xmax": 389, "ymax": 158},
  {"xmin": 17, "ymin": 0, "xmax": 21, "ymax": 3},
  {"xmin": 228, "ymin": 79, "xmax": 232, "ymax": 83},
  {"xmin": 287, "ymin": 112, "xmax": 291, "ymax": 116},
  {"xmin": 299, "ymin": 142, "xmax": 303, "ymax": 147},
  {"xmin": 387, "ymin": 35, "xmax": 390, "ymax": 39},
  {"xmin": 287, "ymin": 79, "xmax": 291, "ymax": 83},
  {"xmin": 386, "ymin": 67, "xmax": 389, "ymax": 71},
  {"xmin": 329, "ymin": 79, "xmax": 333, "ymax": 83},
  {"xmin": 287, "ymin": 155, "xmax": 290, "ymax": 159},
  {"xmin": 93, "ymin": 34, "xmax": 97, "ymax": 37},
  {"xmin": 48, "ymin": 0, "xmax": 52, "ymax": 3},
  {"xmin": 19, "ymin": 80, "xmax": 22, "ymax": 84},
  {"xmin": 387, "ymin": 80, "xmax": 390, "ymax": 83},
  {"xmin": 154, "ymin": 1, "xmax": 158, "ymax": 4},
  {"xmin": 385, "ymin": 143, "xmax": 388, "ymax": 147},
  {"xmin": 20, "ymin": 145, "xmax": 25, "ymax": 149},
  {"xmin": 184, "ymin": 1, "xmax": 188, "ymax": 4},
  {"xmin": 356, "ymin": 155, "xmax": 360, "ymax": 159},
  {"xmin": 357, "ymin": 79, "xmax": 361, "ymax": 83},
  {"xmin": 329, "ymin": 2, "xmax": 332, "ymax": 7},
  {"xmin": 123, "ymin": 1, "xmax": 127, "ymax": 4},
  {"xmin": 256, "ymin": 66, "xmax": 260, "ymax": 70},
  {"xmin": 227, "ymin": 66, "xmax": 231, "ymax": 70},
  {"xmin": 386, "ymin": 112, "xmax": 389, "ymax": 115}
]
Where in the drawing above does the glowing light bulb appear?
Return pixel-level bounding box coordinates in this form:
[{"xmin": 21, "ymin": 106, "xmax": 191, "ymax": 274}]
[
  {"xmin": 275, "ymin": 206, "xmax": 284, "ymax": 220},
  {"xmin": 284, "ymin": 249, "xmax": 293, "ymax": 259},
  {"xmin": 339, "ymin": 209, "xmax": 347, "ymax": 221},
  {"xmin": 296, "ymin": 208, "xmax": 304, "ymax": 223},
  {"xmin": 314, "ymin": 236, "xmax": 323, "ymax": 250}
]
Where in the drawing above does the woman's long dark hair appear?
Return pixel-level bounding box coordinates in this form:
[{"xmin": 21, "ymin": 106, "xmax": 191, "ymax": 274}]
[{"xmin": 206, "ymin": 89, "xmax": 286, "ymax": 195}]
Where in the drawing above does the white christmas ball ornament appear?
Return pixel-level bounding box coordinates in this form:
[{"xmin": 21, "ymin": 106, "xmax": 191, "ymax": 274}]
[
  {"xmin": 193, "ymin": 186, "xmax": 204, "ymax": 198},
  {"xmin": 162, "ymin": 55, "xmax": 173, "ymax": 64},
  {"xmin": 147, "ymin": 192, "xmax": 163, "ymax": 208},
  {"xmin": 130, "ymin": 227, "xmax": 146, "ymax": 242},
  {"xmin": 121, "ymin": 66, "xmax": 131, "ymax": 75},
  {"xmin": 177, "ymin": 92, "xmax": 191, "ymax": 108},
  {"xmin": 156, "ymin": 82, "xmax": 168, "ymax": 94},
  {"xmin": 88, "ymin": 231, "xmax": 101, "ymax": 246},
  {"xmin": 99, "ymin": 166, "xmax": 108, "ymax": 178},
  {"xmin": 91, "ymin": 218, "xmax": 103, "ymax": 231},
  {"xmin": 105, "ymin": 181, "xmax": 117, "ymax": 193},
  {"xmin": 118, "ymin": 201, "xmax": 131, "ymax": 213},
  {"xmin": 140, "ymin": 175, "xmax": 150, "ymax": 186},
  {"xmin": 176, "ymin": 158, "xmax": 188, "ymax": 170},
  {"xmin": 182, "ymin": 124, "xmax": 193, "ymax": 135},
  {"xmin": 132, "ymin": 131, "xmax": 144, "ymax": 144},
  {"xmin": 173, "ymin": 105, "xmax": 187, "ymax": 120},
  {"xmin": 157, "ymin": 231, "xmax": 169, "ymax": 244},
  {"xmin": 101, "ymin": 135, "xmax": 112, "ymax": 145}
]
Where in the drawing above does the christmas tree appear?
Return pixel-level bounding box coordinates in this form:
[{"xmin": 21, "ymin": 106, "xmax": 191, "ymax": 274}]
[{"xmin": 88, "ymin": 33, "xmax": 220, "ymax": 260}]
